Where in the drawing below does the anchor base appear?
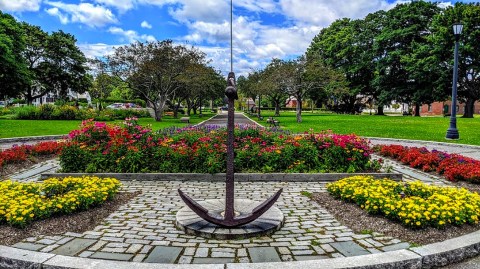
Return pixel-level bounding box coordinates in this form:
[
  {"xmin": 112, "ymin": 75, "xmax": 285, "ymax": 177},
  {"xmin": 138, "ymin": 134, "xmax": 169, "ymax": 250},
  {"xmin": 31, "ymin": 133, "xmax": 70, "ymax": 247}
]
[{"xmin": 175, "ymin": 199, "xmax": 284, "ymax": 240}]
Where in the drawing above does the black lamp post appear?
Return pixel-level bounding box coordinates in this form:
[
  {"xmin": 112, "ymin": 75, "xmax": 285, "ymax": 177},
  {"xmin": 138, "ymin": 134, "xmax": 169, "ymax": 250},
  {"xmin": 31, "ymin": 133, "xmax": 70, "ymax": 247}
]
[{"xmin": 446, "ymin": 22, "xmax": 463, "ymax": 140}]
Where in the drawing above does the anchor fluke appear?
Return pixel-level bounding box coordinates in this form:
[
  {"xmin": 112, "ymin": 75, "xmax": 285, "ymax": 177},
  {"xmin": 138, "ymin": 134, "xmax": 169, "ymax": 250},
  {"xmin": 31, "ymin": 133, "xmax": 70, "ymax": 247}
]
[{"xmin": 178, "ymin": 188, "xmax": 283, "ymax": 227}]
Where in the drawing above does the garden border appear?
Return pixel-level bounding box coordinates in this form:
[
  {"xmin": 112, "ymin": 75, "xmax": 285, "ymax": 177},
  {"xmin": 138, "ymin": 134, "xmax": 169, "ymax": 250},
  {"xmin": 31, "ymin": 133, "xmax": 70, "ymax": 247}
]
[
  {"xmin": 0, "ymin": 135, "xmax": 66, "ymax": 144},
  {"xmin": 2, "ymin": 229, "xmax": 480, "ymax": 268},
  {"xmin": 40, "ymin": 173, "xmax": 402, "ymax": 181}
]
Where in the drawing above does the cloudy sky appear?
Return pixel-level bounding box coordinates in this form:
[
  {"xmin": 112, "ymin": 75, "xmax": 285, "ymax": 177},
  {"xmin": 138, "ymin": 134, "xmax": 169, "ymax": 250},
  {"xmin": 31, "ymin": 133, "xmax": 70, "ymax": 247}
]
[{"xmin": 0, "ymin": 0, "xmax": 470, "ymax": 76}]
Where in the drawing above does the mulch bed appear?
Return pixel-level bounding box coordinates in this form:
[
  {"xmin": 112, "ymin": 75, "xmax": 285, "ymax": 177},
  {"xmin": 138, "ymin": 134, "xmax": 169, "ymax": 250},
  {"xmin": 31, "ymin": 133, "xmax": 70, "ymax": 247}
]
[
  {"xmin": 312, "ymin": 180, "xmax": 480, "ymax": 246},
  {"xmin": 0, "ymin": 191, "xmax": 140, "ymax": 246},
  {"xmin": 0, "ymin": 155, "xmax": 56, "ymax": 179}
]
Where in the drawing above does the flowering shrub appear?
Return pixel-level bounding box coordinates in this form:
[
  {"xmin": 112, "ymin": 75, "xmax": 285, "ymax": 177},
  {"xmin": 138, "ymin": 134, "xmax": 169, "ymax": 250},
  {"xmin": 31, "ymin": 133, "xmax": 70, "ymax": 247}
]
[
  {"xmin": 60, "ymin": 120, "xmax": 382, "ymax": 173},
  {"xmin": 0, "ymin": 141, "xmax": 63, "ymax": 168},
  {"xmin": 377, "ymin": 145, "xmax": 480, "ymax": 182},
  {"xmin": 0, "ymin": 176, "xmax": 121, "ymax": 228},
  {"xmin": 13, "ymin": 105, "xmax": 149, "ymax": 121},
  {"xmin": 327, "ymin": 176, "xmax": 480, "ymax": 228}
]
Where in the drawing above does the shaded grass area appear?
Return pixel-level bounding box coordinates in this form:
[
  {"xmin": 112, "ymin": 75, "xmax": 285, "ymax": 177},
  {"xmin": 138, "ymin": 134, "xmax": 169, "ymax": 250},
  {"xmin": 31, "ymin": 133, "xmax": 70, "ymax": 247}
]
[
  {"xmin": 254, "ymin": 111, "xmax": 480, "ymax": 146},
  {"xmin": 0, "ymin": 112, "xmax": 215, "ymax": 138}
]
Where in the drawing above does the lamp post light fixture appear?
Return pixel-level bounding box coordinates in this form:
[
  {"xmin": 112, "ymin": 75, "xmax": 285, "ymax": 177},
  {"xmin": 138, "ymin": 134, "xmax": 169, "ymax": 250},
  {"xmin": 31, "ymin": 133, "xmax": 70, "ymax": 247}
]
[{"xmin": 446, "ymin": 22, "xmax": 463, "ymax": 140}]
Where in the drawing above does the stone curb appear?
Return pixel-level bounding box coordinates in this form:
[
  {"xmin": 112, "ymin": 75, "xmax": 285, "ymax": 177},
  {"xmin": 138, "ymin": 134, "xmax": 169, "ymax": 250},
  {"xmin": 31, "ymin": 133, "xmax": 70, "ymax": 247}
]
[
  {"xmin": 0, "ymin": 135, "xmax": 66, "ymax": 144},
  {"xmin": 366, "ymin": 136, "xmax": 480, "ymax": 150},
  {"xmin": 3, "ymin": 230, "xmax": 480, "ymax": 269},
  {"xmin": 40, "ymin": 173, "xmax": 402, "ymax": 181}
]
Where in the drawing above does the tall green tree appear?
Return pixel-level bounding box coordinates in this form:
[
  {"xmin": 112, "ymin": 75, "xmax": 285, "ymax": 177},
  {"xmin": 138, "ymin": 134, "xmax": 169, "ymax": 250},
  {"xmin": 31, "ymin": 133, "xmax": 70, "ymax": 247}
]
[
  {"xmin": 373, "ymin": 1, "xmax": 440, "ymax": 116},
  {"xmin": 429, "ymin": 3, "xmax": 480, "ymax": 118},
  {"xmin": 0, "ymin": 11, "xmax": 29, "ymax": 99},
  {"xmin": 22, "ymin": 24, "xmax": 91, "ymax": 104},
  {"xmin": 307, "ymin": 15, "xmax": 381, "ymax": 114}
]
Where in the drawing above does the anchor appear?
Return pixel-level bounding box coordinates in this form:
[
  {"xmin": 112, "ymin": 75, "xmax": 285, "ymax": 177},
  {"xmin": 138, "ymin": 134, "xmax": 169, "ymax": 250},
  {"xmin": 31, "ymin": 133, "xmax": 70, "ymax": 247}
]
[{"xmin": 178, "ymin": 71, "xmax": 283, "ymax": 227}]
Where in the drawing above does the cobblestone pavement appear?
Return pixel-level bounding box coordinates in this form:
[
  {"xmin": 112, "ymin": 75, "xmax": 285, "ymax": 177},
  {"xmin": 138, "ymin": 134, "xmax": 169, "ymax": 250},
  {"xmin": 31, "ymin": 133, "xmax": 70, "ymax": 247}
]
[{"xmin": 13, "ymin": 180, "xmax": 412, "ymax": 264}]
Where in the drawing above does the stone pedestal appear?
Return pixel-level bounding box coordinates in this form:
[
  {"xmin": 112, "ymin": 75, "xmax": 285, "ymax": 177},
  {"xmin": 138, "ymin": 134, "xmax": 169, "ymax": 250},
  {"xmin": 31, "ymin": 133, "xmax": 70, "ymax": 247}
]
[{"xmin": 175, "ymin": 199, "xmax": 284, "ymax": 240}]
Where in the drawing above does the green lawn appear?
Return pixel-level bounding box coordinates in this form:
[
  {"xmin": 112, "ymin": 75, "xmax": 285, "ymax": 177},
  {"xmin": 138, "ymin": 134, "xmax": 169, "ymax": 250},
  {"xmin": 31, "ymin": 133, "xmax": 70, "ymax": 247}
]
[
  {"xmin": 253, "ymin": 111, "xmax": 480, "ymax": 146},
  {"xmin": 0, "ymin": 112, "xmax": 215, "ymax": 139}
]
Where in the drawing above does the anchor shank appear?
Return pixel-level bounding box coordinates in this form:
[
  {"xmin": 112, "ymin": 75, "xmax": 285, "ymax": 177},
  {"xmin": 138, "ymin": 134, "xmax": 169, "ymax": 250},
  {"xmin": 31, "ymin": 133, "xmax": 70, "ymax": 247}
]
[{"xmin": 225, "ymin": 96, "xmax": 235, "ymax": 221}]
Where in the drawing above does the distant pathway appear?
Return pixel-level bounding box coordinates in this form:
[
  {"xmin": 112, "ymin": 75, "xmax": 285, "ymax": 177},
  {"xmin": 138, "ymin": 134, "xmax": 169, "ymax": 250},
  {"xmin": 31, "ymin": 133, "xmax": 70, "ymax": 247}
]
[{"xmin": 194, "ymin": 112, "xmax": 260, "ymax": 127}]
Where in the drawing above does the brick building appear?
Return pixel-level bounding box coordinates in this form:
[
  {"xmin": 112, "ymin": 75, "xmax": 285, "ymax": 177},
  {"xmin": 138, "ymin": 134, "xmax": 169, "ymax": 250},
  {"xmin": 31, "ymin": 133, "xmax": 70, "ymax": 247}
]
[{"xmin": 420, "ymin": 101, "xmax": 480, "ymax": 116}]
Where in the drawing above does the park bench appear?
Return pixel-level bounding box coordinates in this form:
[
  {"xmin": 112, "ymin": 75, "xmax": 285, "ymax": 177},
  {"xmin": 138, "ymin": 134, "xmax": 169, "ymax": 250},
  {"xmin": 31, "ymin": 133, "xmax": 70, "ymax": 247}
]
[
  {"xmin": 180, "ymin": 117, "xmax": 190, "ymax": 123},
  {"xmin": 266, "ymin": 117, "xmax": 280, "ymax": 127}
]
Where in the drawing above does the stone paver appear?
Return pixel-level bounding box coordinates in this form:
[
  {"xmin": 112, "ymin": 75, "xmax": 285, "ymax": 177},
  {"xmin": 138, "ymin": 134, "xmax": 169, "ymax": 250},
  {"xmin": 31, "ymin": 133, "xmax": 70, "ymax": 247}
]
[
  {"xmin": 144, "ymin": 246, "xmax": 182, "ymax": 263},
  {"xmin": 248, "ymin": 247, "xmax": 281, "ymax": 263}
]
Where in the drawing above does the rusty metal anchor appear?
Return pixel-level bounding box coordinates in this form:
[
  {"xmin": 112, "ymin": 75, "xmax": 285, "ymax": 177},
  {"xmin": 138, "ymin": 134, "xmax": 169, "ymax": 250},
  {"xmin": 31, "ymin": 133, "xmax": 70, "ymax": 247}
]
[{"xmin": 178, "ymin": 72, "xmax": 283, "ymax": 227}]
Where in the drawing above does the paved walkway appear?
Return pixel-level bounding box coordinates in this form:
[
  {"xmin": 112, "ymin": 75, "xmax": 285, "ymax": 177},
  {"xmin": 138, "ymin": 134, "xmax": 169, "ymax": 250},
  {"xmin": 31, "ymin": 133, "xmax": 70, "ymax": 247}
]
[{"xmin": 1, "ymin": 113, "xmax": 479, "ymax": 267}]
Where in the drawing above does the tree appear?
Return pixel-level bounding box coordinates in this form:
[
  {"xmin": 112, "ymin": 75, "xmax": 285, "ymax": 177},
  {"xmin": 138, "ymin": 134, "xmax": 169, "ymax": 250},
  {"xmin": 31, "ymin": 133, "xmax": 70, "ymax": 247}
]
[
  {"xmin": 21, "ymin": 24, "xmax": 91, "ymax": 104},
  {"xmin": 307, "ymin": 16, "xmax": 380, "ymax": 114},
  {"xmin": 275, "ymin": 56, "xmax": 338, "ymax": 122},
  {"xmin": 108, "ymin": 40, "xmax": 208, "ymax": 121},
  {"xmin": 429, "ymin": 3, "xmax": 480, "ymax": 118},
  {"xmin": 373, "ymin": 1, "xmax": 440, "ymax": 116},
  {"xmin": 0, "ymin": 11, "xmax": 29, "ymax": 99},
  {"xmin": 258, "ymin": 59, "xmax": 289, "ymax": 116}
]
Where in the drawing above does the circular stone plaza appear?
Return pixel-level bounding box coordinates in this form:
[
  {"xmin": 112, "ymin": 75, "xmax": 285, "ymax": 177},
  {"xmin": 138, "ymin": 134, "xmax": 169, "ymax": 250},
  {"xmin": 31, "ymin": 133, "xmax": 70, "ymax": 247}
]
[{"xmin": 1, "ymin": 113, "xmax": 480, "ymax": 269}]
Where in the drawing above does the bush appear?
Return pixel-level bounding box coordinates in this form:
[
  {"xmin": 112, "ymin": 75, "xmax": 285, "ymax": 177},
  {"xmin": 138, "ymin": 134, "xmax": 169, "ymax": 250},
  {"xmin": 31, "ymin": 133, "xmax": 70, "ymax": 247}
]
[
  {"xmin": 14, "ymin": 106, "xmax": 39, "ymax": 119},
  {"xmin": 51, "ymin": 105, "xmax": 78, "ymax": 120},
  {"xmin": 0, "ymin": 176, "xmax": 121, "ymax": 228},
  {"xmin": 38, "ymin": 104, "xmax": 56, "ymax": 119},
  {"xmin": 60, "ymin": 121, "xmax": 382, "ymax": 173},
  {"xmin": 327, "ymin": 176, "xmax": 480, "ymax": 228}
]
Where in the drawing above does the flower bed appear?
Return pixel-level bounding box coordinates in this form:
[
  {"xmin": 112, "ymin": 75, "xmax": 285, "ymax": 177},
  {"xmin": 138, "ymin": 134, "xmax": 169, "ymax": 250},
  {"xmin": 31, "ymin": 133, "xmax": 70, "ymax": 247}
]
[
  {"xmin": 377, "ymin": 145, "xmax": 480, "ymax": 182},
  {"xmin": 60, "ymin": 119, "xmax": 382, "ymax": 173},
  {"xmin": 0, "ymin": 141, "xmax": 63, "ymax": 168},
  {"xmin": 0, "ymin": 176, "xmax": 121, "ymax": 228},
  {"xmin": 327, "ymin": 176, "xmax": 480, "ymax": 228}
]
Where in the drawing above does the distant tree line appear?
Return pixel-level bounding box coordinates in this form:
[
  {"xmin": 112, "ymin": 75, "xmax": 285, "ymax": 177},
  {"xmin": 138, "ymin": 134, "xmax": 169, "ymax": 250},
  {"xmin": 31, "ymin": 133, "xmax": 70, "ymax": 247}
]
[
  {"xmin": 240, "ymin": 2, "xmax": 480, "ymax": 118},
  {"xmin": 0, "ymin": 11, "xmax": 226, "ymax": 121}
]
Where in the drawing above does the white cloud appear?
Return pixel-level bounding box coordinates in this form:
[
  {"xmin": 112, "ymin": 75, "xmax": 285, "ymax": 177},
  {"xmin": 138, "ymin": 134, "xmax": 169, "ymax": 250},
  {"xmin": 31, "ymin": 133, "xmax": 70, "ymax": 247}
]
[
  {"xmin": 45, "ymin": 7, "xmax": 69, "ymax": 24},
  {"xmin": 279, "ymin": 0, "xmax": 407, "ymax": 27},
  {"xmin": 141, "ymin": 20, "xmax": 153, "ymax": 29},
  {"xmin": 0, "ymin": 0, "xmax": 42, "ymax": 12},
  {"xmin": 78, "ymin": 43, "xmax": 118, "ymax": 58},
  {"xmin": 93, "ymin": 0, "xmax": 136, "ymax": 13},
  {"xmin": 234, "ymin": 0, "xmax": 278, "ymax": 13},
  {"xmin": 44, "ymin": 1, "xmax": 118, "ymax": 27},
  {"xmin": 108, "ymin": 26, "xmax": 156, "ymax": 42}
]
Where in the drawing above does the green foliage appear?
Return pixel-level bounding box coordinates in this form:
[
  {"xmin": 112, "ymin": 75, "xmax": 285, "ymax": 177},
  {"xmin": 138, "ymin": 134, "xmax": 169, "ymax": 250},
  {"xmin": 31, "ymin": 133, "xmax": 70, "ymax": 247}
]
[
  {"xmin": 0, "ymin": 11, "xmax": 29, "ymax": 99},
  {"xmin": 11, "ymin": 105, "xmax": 150, "ymax": 121},
  {"xmin": 300, "ymin": 191, "xmax": 313, "ymax": 198},
  {"xmin": 59, "ymin": 122, "xmax": 380, "ymax": 173}
]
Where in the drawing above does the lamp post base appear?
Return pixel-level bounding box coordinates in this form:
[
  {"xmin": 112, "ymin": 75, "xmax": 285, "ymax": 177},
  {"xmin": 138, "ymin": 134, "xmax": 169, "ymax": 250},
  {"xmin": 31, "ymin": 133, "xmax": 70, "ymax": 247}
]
[{"xmin": 446, "ymin": 128, "xmax": 459, "ymax": 140}]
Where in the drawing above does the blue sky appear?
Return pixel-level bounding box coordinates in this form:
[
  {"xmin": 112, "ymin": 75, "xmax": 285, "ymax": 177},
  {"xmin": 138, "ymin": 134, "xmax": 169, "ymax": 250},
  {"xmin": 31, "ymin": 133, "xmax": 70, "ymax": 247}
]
[{"xmin": 0, "ymin": 0, "xmax": 471, "ymax": 76}]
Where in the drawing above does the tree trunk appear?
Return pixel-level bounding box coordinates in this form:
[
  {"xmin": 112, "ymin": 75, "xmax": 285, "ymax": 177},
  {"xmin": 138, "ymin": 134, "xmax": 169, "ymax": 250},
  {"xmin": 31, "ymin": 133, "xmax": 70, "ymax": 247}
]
[
  {"xmin": 274, "ymin": 101, "xmax": 280, "ymax": 116},
  {"xmin": 463, "ymin": 98, "xmax": 475, "ymax": 118},
  {"xmin": 414, "ymin": 103, "xmax": 421, "ymax": 117},
  {"xmin": 296, "ymin": 96, "xmax": 302, "ymax": 123},
  {"xmin": 376, "ymin": 105, "xmax": 385, "ymax": 115},
  {"xmin": 154, "ymin": 107, "xmax": 162, "ymax": 121}
]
